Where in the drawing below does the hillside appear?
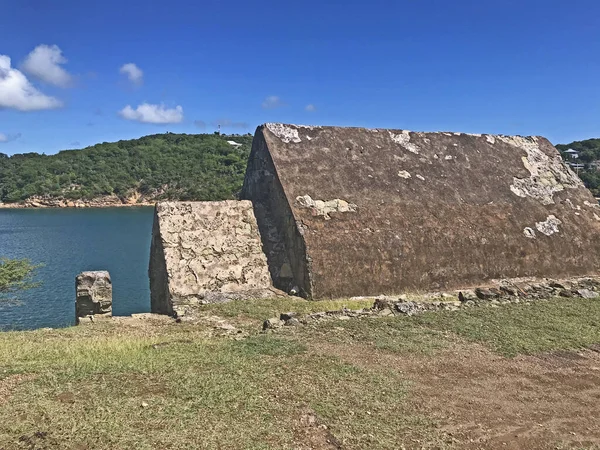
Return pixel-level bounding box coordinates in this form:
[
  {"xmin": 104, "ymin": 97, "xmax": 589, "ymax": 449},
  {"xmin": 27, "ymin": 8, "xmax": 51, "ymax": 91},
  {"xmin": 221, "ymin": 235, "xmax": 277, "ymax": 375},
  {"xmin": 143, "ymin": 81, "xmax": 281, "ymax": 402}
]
[
  {"xmin": 0, "ymin": 133, "xmax": 252, "ymax": 206},
  {"xmin": 556, "ymin": 138, "xmax": 600, "ymax": 196}
]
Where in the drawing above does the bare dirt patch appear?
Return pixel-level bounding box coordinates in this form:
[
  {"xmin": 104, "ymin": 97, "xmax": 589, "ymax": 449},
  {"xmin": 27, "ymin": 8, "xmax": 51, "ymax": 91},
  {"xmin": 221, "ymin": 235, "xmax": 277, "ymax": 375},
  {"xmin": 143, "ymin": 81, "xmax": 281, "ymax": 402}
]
[
  {"xmin": 293, "ymin": 408, "xmax": 343, "ymax": 450},
  {"xmin": 313, "ymin": 340, "xmax": 600, "ymax": 449}
]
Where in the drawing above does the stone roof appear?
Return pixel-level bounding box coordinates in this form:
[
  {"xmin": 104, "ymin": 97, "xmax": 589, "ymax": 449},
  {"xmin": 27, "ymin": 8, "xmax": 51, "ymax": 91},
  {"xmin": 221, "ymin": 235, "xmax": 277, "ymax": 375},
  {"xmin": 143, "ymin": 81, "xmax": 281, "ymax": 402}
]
[{"xmin": 243, "ymin": 123, "xmax": 600, "ymax": 299}]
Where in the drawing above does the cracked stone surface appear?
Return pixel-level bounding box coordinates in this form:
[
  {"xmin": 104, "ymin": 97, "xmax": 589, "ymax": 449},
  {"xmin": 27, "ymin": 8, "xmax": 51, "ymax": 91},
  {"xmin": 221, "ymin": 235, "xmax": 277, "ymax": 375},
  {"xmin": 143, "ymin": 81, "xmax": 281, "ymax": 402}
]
[{"xmin": 149, "ymin": 201, "xmax": 278, "ymax": 316}]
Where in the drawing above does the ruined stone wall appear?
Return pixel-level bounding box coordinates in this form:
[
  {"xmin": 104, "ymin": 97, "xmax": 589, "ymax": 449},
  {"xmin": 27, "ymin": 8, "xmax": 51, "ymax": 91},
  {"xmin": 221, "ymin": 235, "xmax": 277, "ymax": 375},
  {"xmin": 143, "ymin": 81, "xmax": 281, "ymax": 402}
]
[
  {"xmin": 75, "ymin": 271, "xmax": 112, "ymax": 324},
  {"xmin": 149, "ymin": 201, "xmax": 276, "ymax": 316},
  {"xmin": 244, "ymin": 123, "xmax": 600, "ymax": 299}
]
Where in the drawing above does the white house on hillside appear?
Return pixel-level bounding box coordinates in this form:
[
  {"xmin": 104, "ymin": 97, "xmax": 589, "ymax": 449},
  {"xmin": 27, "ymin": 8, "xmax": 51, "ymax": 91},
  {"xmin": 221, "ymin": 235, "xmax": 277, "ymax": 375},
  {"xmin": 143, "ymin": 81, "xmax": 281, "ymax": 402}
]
[{"xmin": 564, "ymin": 148, "xmax": 579, "ymax": 159}]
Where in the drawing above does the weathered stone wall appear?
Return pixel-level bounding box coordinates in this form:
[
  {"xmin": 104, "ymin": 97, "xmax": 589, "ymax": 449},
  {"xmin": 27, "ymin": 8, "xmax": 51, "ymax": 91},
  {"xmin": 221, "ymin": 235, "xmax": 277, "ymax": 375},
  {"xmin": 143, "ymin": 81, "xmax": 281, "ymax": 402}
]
[
  {"xmin": 244, "ymin": 123, "xmax": 600, "ymax": 299},
  {"xmin": 149, "ymin": 201, "xmax": 277, "ymax": 316},
  {"xmin": 75, "ymin": 271, "xmax": 112, "ymax": 324},
  {"xmin": 241, "ymin": 131, "xmax": 312, "ymax": 296}
]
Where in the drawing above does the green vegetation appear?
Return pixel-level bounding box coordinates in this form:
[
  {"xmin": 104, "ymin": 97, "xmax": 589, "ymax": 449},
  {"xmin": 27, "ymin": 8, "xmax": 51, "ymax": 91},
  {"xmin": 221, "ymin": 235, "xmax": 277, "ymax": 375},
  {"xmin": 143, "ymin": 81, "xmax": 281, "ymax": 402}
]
[
  {"xmin": 205, "ymin": 296, "xmax": 600, "ymax": 357},
  {"xmin": 410, "ymin": 297, "xmax": 600, "ymax": 356},
  {"xmin": 0, "ymin": 322, "xmax": 427, "ymax": 449},
  {"xmin": 557, "ymin": 138, "xmax": 600, "ymax": 196},
  {"xmin": 556, "ymin": 139, "xmax": 600, "ymax": 163},
  {"xmin": 0, "ymin": 258, "xmax": 39, "ymax": 294},
  {"xmin": 0, "ymin": 133, "xmax": 252, "ymax": 203},
  {"xmin": 205, "ymin": 297, "xmax": 377, "ymax": 321},
  {"xmin": 1, "ymin": 297, "xmax": 599, "ymax": 448}
]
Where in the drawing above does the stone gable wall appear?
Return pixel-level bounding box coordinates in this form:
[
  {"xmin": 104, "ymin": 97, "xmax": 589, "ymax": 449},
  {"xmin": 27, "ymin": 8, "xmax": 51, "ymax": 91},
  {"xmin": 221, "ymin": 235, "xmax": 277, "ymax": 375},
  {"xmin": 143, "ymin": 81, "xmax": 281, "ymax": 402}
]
[
  {"xmin": 241, "ymin": 132, "xmax": 312, "ymax": 296},
  {"xmin": 149, "ymin": 200, "xmax": 275, "ymax": 315}
]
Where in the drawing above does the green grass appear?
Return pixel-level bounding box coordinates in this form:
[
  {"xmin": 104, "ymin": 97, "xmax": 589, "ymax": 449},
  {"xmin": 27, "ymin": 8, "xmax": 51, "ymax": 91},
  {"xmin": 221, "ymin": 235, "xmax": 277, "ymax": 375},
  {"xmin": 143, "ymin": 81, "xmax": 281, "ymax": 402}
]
[
  {"xmin": 1, "ymin": 297, "xmax": 600, "ymax": 448},
  {"xmin": 235, "ymin": 296, "xmax": 600, "ymax": 358},
  {"xmin": 309, "ymin": 316, "xmax": 450, "ymax": 356},
  {"xmin": 232, "ymin": 334, "xmax": 307, "ymax": 356},
  {"xmin": 410, "ymin": 297, "xmax": 600, "ymax": 357},
  {"xmin": 204, "ymin": 296, "xmax": 376, "ymax": 322},
  {"xmin": 0, "ymin": 322, "xmax": 442, "ymax": 449}
]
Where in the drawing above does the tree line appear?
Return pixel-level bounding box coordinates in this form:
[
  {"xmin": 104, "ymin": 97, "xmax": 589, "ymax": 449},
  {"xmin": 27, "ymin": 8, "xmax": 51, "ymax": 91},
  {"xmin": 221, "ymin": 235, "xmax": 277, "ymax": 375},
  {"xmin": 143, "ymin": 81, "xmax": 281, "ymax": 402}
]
[{"xmin": 0, "ymin": 132, "xmax": 252, "ymax": 203}]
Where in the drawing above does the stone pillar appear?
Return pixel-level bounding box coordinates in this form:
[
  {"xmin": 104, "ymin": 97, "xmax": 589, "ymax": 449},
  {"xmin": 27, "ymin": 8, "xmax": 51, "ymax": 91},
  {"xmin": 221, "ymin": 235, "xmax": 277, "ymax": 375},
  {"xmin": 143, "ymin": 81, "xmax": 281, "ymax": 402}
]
[{"xmin": 75, "ymin": 271, "xmax": 112, "ymax": 325}]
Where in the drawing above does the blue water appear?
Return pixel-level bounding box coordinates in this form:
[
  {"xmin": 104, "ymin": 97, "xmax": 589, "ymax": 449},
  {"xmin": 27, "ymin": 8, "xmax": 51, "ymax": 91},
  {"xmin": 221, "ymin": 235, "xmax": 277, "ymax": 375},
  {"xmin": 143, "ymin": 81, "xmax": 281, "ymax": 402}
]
[{"xmin": 0, "ymin": 207, "xmax": 154, "ymax": 330}]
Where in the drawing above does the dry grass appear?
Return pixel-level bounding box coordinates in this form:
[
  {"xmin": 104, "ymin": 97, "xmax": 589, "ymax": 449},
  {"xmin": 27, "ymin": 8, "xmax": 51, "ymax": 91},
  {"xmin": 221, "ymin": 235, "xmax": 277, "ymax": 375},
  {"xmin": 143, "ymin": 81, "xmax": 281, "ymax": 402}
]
[{"xmin": 0, "ymin": 297, "xmax": 600, "ymax": 449}]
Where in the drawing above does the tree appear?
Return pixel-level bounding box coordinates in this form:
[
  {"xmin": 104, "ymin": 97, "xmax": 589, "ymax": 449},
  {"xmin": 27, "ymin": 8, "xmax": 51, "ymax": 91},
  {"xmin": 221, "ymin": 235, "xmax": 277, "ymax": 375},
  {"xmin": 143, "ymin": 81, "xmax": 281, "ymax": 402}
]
[{"xmin": 0, "ymin": 258, "xmax": 40, "ymax": 295}]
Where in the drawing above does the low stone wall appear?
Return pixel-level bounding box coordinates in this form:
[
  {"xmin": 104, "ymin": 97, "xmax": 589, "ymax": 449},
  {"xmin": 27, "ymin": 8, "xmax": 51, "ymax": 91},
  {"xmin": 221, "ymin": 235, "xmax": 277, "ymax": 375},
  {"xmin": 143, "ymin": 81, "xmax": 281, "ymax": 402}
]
[
  {"xmin": 149, "ymin": 201, "xmax": 281, "ymax": 317},
  {"xmin": 75, "ymin": 271, "xmax": 112, "ymax": 324},
  {"xmin": 263, "ymin": 276, "xmax": 600, "ymax": 329}
]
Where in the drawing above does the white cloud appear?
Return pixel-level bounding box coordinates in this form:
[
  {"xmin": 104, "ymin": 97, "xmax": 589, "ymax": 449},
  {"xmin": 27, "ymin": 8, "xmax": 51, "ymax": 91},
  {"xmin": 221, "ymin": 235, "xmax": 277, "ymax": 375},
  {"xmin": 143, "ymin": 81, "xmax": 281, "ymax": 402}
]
[
  {"xmin": 119, "ymin": 103, "xmax": 184, "ymax": 124},
  {"xmin": 22, "ymin": 44, "xmax": 72, "ymax": 88},
  {"xmin": 305, "ymin": 104, "xmax": 316, "ymax": 112},
  {"xmin": 0, "ymin": 132, "xmax": 21, "ymax": 143},
  {"xmin": 0, "ymin": 55, "xmax": 62, "ymax": 111},
  {"xmin": 261, "ymin": 95, "xmax": 284, "ymax": 109},
  {"xmin": 119, "ymin": 63, "xmax": 143, "ymax": 85}
]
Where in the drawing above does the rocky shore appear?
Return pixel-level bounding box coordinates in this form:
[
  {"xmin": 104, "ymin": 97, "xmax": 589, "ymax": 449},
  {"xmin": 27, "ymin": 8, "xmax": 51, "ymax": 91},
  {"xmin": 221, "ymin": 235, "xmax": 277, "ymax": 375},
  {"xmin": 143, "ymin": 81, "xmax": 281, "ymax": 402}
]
[{"xmin": 0, "ymin": 193, "xmax": 155, "ymax": 209}]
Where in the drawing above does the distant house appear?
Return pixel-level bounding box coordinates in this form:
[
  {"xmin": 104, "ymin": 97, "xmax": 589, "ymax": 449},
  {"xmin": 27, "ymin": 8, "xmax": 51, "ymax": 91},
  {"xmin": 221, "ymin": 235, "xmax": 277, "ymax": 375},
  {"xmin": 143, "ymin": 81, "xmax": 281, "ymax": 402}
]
[
  {"xmin": 564, "ymin": 148, "xmax": 579, "ymax": 159},
  {"xmin": 569, "ymin": 162, "xmax": 585, "ymax": 170}
]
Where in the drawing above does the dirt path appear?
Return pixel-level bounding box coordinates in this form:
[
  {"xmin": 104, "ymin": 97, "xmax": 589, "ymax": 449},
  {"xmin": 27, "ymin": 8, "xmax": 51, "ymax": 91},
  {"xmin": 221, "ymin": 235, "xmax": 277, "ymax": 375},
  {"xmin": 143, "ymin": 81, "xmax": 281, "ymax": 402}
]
[{"xmin": 314, "ymin": 341, "xmax": 600, "ymax": 449}]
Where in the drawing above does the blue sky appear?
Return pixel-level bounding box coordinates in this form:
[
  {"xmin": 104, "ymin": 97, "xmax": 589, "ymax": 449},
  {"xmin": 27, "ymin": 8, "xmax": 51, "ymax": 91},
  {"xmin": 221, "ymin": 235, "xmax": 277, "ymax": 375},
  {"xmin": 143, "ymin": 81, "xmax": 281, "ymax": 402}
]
[{"xmin": 0, "ymin": 0, "xmax": 599, "ymax": 154}]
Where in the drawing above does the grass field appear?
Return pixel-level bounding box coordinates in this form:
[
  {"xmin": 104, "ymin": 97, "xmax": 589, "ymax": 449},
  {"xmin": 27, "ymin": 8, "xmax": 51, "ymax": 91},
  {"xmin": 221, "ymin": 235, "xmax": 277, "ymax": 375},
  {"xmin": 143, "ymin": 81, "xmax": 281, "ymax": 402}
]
[{"xmin": 1, "ymin": 297, "xmax": 600, "ymax": 449}]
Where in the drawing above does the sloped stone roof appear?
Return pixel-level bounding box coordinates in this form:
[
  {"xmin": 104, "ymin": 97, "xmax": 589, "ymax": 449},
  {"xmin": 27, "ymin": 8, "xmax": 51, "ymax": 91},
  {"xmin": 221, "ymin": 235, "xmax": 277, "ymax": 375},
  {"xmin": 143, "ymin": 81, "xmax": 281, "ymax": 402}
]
[{"xmin": 244, "ymin": 123, "xmax": 600, "ymax": 298}]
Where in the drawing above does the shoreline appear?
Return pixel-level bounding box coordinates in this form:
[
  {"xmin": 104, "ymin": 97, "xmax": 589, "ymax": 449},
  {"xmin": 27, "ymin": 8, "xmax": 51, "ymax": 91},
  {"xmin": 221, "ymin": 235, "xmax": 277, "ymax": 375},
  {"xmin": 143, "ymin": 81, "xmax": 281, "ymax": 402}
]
[{"xmin": 0, "ymin": 202, "xmax": 156, "ymax": 209}]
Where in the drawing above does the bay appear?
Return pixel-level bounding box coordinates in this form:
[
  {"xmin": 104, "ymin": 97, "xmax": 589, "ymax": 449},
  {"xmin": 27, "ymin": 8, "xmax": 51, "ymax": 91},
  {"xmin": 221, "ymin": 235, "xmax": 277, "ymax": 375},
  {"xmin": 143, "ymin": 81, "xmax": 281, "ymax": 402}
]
[{"xmin": 0, "ymin": 207, "xmax": 154, "ymax": 330}]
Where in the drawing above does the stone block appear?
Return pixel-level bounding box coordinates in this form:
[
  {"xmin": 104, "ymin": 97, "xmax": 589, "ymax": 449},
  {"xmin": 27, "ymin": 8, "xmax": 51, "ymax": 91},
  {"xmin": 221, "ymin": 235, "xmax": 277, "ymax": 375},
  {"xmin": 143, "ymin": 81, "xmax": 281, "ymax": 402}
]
[{"xmin": 75, "ymin": 271, "xmax": 112, "ymax": 324}]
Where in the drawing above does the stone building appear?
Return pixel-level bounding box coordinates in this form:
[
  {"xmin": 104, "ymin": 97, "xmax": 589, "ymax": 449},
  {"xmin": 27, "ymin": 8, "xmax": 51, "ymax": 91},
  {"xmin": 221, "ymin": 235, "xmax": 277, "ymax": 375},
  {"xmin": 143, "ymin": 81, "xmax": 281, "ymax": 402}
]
[
  {"xmin": 241, "ymin": 124, "xmax": 600, "ymax": 299},
  {"xmin": 149, "ymin": 123, "xmax": 600, "ymax": 309}
]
